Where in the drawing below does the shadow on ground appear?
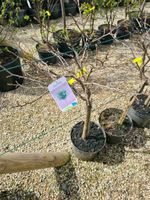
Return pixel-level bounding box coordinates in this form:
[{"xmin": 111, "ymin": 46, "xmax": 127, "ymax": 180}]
[
  {"xmin": 0, "ymin": 187, "xmax": 39, "ymax": 200},
  {"xmin": 123, "ymin": 127, "xmax": 148, "ymax": 149},
  {"xmin": 54, "ymin": 160, "xmax": 81, "ymax": 200},
  {"xmin": 93, "ymin": 143, "xmax": 125, "ymax": 165}
]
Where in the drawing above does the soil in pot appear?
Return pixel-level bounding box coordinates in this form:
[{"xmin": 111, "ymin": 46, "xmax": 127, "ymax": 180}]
[
  {"xmin": 36, "ymin": 43, "xmax": 58, "ymax": 64},
  {"xmin": 0, "ymin": 46, "xmax": 24, "ymax": 92},
  {"xmin": 53, "ymin": 29, "xmax": 81, "ymax": 47},
  {"xmin": 97, "ymin": 24, "xmax": 116, "ymax": 45},
  {"xmin": 99, "ymin": 108, "xmax": 133, "ymax": 144},
  {"xmin": 71, "ymin": 121, "xmax": 106, "ymax": 161},
  {"xmin": 128, "ymin": 94, "xmax": 150, "ymax": 128}
]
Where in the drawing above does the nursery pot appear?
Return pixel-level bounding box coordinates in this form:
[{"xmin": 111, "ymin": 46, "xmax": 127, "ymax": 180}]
[
  {"xmin": 99, "ymin": 108, "xmax": 133, "ymax": 144},
  {"xmin": 50, "ymin": 2, "xmax": 61, "ymax": 19},
  {"xmin": 71, "ymin": 121, "xmax": 106, "ymax": 161},
  {"xmin": 82, "ymin": 30, "xmax": 98, "ymax": 51},
  {"xmin": 65, "ymin": 1, "xmax": 77, "ymax": 16},
  {"xmin": 53, "ymin": 29, "xmax": 81, "ymax": 58},
  {"xmin": 97, "ymin": 24, "xmax": 116, "ymax": 45},
  {"xmin": 53, "ymin": 29, "xmax": 81, "ymax": 47},
  {"xmin": 36, "ymin": 43, "xmax": 58, "ymax": 65},
  {"xmin": 0, "ymin": 45, "xmax": 23, "ymax": 92},
  {"xmin": 128, "ymin": 11, "xmax": 143, "ymax": 32},
  {"xmin": 128, "ymin": 94, "xmax": 150, "ymax": 128},
  {"xmin": 12, "ymin": 9, "xmax": 29, "ymax": 27},
  {"xmin": 116, "ymin": 20, "xmax": 132, "ymax": 40}
]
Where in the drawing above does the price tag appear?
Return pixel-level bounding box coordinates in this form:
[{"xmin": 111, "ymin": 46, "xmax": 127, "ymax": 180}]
[{"xmin": 48, "ymin": 77, "xmax": 77, "ymax": 112}]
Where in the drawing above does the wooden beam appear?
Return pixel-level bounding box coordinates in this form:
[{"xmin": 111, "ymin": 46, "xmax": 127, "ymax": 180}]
[{"xmin": 0, "ymin": 151, "xmax": 70, "ymax": 174}]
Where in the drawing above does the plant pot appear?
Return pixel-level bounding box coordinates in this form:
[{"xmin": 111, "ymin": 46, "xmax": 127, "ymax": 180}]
[
  {"xmin": 50, "ymin": 2, "xmax": 61, "ymax": 19},
  {"xmin": 71, "ymin": 121, "xmax": 106, "ymax": 161},
  {"xmin": 79, "ymin": 0, "xmax": 92, "ymax": 5},
  {"xmin": 116, "ymin": 20, "xmax": 132, "ymax": 40},
  {"xmin": 57, "ymin": 42, "xmax": 75, "ymax": 59},
  {"xmin": 53, "ymin": 29, "xmax": 81, "ymax": 47},
  {"xmin": 97, "ymin": 24, "xmax": 116, "ymax": 45},
  {"xmin": 99, "ymin": 108, "xmax": 133, "ymax": 144},
  {"xmin": 12, "ymin": 9, "xmax": 29, "ymax": 27},
  {"xmin": 116, "ymin": 0, "xmax": 124, "ymax": 6},
  {"xmin": 143, "ymin": 15, "xmax": 150, "ymax": 30},
  {"xmin": 36, "ymin": 43, "xmax": 58, "ymax": 64},
  {"xmin": 128, "ymin": 94, "xmax": 150, "ymax": 128},
  {"xmin": 128, "ymin": 11, "xmax": 144, "ymax": 33},
  {"xmin": 65, "ymin": 1, "xmax": 77, "ymax": 16},
  {"xmin": 0, "ymin": 45, "xmax": 24, "ymax": 92},
  {"xmin": 53, "ymin": 29, "xmax": 81, "ymax": 58},
  {"xmin": 82, "ymin": 30, "xmax": 98, "ymax": 51}
]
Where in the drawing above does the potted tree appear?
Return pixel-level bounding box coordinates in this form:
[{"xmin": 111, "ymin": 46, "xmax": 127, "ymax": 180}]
[
  {"xmin": 46, "ymin": 50, "xmax": 108, "ymax": 161},
  {"xmin": 127, "ymin": 33, "xmax": 150, "ymax": 128},
  {"xmin": 53, "ymin": 0, "xmax": 82, "ymax": 58},
  {"xmin": 32, "ymin": 0, "xmax": 58, "ymax": 64},
  {"xmin": 95, "ymin": 0, "xmax": 117, "ymax": 45},
  {"xmin": 126, "ymin": 0, "xmax": 147, "ymax": 33},
  {"xmin": 99, "ymin": 106, "xmax": 133, "ymax": 144},
  {"xmin": 1, "ymin": 0, "xmax": 29, "ymax": 27},
  {"xmin": 77, "ymin": 1, "xmax": 98, "ymax": 51}
]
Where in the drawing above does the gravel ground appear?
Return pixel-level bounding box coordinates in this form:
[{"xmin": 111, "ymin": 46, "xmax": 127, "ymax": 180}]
[{"xmin": 0, "ymin": 4, "xmax": 150, "ymax": 200}]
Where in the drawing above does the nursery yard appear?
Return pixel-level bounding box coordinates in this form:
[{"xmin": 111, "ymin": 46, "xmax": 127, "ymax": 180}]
[{"xmin": 0, "ymin": 3, "xmax": 150, "ymax": 200}]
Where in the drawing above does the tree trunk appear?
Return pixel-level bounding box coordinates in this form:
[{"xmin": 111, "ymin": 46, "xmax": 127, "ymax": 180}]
[
  {"xmin": 82, "ymin": 103, "xmax": 92, "ymax": 140},
  {"xmin": 60, "ymin": 0, "xmax": 66, "ymax": 30},
  {"xmin": 0, "ymin": 151, "xmax": 70, "ymax": 174}
]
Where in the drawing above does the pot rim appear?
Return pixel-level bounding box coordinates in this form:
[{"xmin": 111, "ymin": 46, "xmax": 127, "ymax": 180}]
[
  {"xmin": 99, "ymin": 107, "xmax": 133, "ymax": 138},
  {"xmin": 71, "ymin": 121, "xmax": 106, "ymax": 153}
]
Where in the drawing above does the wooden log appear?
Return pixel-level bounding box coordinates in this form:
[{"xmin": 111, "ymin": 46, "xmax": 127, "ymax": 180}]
[{"xmin": 0, "ymin": 151, "xmax": 70, "ymax": 174}]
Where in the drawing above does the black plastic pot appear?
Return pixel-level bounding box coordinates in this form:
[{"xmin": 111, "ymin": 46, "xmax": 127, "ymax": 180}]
[
  {"xmin": 13, "ymin": 9, "xmax": 29, "ymax": 27},
  {"xmin": 36, "ymin": 44, "xmax": 58, "ymax": 64},
  {"xmin": 128, "ymin": 94, "xmax": 150, "ymax": 128},
  {"xmin": 79, "ymin": 0, "xmax": 92, "ymax": 5},
  {"xmin": 53, "ymin": 29, "xmax": 81, "ymax": 58},
  {"xmin": 128, "ymin": 11, "xmax": 144, "ymax": 33},
  {"xmin": 117, "ymin": 0, "xmax": 124, "ymax": 6},
  {"xmin": 71, "ymin": 121, "xmax": 106, "ymax": 161},
  {"xmin": 97, "ymin": 24, "xmax": 115, "ymax": 45},
  {"xmin": 82, "ymin": 30, "xmax": 98, "ymax": 51},
  {"xmin": 0, "ymin": 46, "xmax": 24, "ymax": 92},
  {"xmin": 143, "ymin": 16, "xmax": 150, "ymax": 30},
  {"xmin": 57, "ymin": 43, "xmax": 75, "ymax": 59},
  {"xmin": 99, "ymin": 108, "xmax": 133, "ymax": 144},
  {"xmin": 65, "ymin": 1, "xmax": 77, "ymax": 16},
  {"xmin": 116, "ymin": 19, "xmax": 132, "ymax": 40},
  {"xmin": 50, "ymin": 2, "xmax": 61, "ymax": 19},
  {"xmin": 53, "ymin": 29, "xmax": 81, "ymax": 47}
]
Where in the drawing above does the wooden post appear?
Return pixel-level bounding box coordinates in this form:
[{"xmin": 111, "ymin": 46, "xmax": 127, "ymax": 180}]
[{"xmin": 0, "ymin": 151, "xmax": 70, "ymax": 174}]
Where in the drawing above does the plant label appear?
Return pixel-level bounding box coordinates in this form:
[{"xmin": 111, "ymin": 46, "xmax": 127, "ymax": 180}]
[{"xmin": 48, "ymin": 77, "xmax": 77, "ymax": 112}]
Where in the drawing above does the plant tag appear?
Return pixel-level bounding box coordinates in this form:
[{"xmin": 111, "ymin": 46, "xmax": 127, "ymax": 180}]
[
  {"xmin": 48, "ymin": 77, "xmax": 77, "ymax": 112},
  {"xmin": 132, "ymin": 57, "xmax": 143, "ymax": 67}
]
